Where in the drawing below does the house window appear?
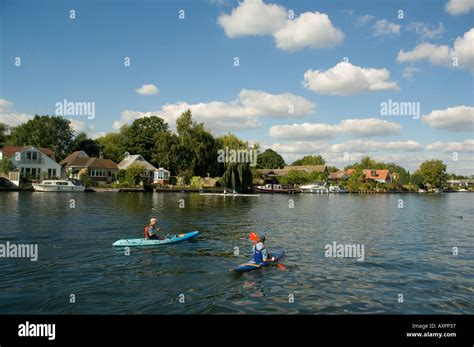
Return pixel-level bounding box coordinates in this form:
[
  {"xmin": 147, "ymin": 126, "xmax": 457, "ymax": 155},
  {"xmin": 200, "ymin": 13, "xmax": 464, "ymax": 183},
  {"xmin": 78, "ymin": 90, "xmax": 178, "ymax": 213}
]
[{"xmin": 371, "ymin": 171, "xmax": 378, "ymax": 177}]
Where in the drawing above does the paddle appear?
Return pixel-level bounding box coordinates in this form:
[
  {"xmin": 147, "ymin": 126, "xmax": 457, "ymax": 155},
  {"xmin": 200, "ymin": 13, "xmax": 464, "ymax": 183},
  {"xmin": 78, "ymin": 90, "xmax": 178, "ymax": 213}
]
[{"xmin": 249, "ymin": 232, "xmax": 286, "ymax": 270}]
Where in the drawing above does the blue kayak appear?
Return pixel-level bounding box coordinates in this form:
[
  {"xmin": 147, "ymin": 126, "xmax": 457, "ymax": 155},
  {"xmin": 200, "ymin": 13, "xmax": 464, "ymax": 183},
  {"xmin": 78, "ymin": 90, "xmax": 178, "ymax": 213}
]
[
  {"xmin": 113, "ymin": 231, "xmax": 199, "ymax": 247},
  {"xmin": 233, "ymin": 249, "xmax": 285, "ymax": 272}
]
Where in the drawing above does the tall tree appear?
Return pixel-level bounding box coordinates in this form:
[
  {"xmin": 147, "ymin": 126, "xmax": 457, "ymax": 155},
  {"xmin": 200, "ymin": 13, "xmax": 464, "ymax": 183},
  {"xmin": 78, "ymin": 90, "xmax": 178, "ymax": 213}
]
[
  {"xmin": 0, "ymin": 123, "xmax": 9, "ymax": 148},
  {"xmin": 152, "ymin": 130, "xmax": 179, "ymax": 174},
  {"xmin": 418, "ymin": 160, "xmax": 448, "ymax": 187},
  {"xmin": 95, "ymin": 132, "xmax": 125, "ymax": 163},
  {"xmin": 70, "ymin": 132, "xmax": 101, "ymax": 157},
  {"xmin": 121, "ymin": 116, "xmax": 169, "ymax": 164},
  {"xmin": 291, "ymin": 155, "xmax": 326, "ymax": 166},
  {"xmin": 257, "ymin": 149, "xmax": 285, "ymax": 169},
  {"xmin": 9, "ymin": 115, "xmax": 74, "ymax": 161},
  {"xmin": 175, "ymin": 110, "xmax": 218, "ymax": 177}
]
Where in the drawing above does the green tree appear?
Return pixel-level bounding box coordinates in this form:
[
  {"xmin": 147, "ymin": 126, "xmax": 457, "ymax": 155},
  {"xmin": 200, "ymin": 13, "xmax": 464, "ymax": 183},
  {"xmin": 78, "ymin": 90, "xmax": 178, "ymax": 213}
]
[
  {"xmin": 70, "ymin": 132, "xmax": 101, "ymax": 157},
  {"xmin": 175, "ymin": 110, "xmax": 218, "ymax": 177},
  {"xmin": 121, "ymin": 116, "xmax": 169, "ymax": 164},
  {"xmin": 190, "ymin": 176, "xmax": 202, "ymax": 189},
  {"xmin": 257, "ymin": 149, "xmax": 285, "ymax": 169},
  {"xmin": 0, "ymin": 157, "xmax": 13, "ymax": 174},
  {"xmin": 347, "ymin": 168, "xmax": 365, "ymax": 192},
  {"xmin": 418, "ymin": 160, "xmax": 448, "ymax": 187},
  {"xmin": 125, "ymin": 163, "xmax": 146, "ymax": 186},
  {"xmin": 9, "ymin": 115, "xmax": 74, "ymax": 161},
  {"xmin": 291, "ymin": 155, "xmax": 326, "ymax": 166},
  {"xmin": 409, "ymin": 171, "xmax": 423, "ymax": 187},
  {"xmin": 279, "ymin": 170, "xmax": 308, "ymax": 185},
  {"xmin": 0, "ymin": 123, "xmax": 9, "ymax": 148},
  {"xmin": 152, "ymin": 131, "xmax": 179, "ymax": 174},
  {"xmin": 221, "ymin": 162, "xmax": 253, "ymax": 192},
  {"xmin": 96, "ymin": 132, "xmax": 125, "ymax": 163}
]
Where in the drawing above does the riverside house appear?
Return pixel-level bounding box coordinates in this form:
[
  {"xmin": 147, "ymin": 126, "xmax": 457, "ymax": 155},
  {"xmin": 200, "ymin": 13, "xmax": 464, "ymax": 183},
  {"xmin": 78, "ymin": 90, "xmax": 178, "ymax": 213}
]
[
  {"xmin": 0, "ymin": 145, "xmax": 62, "ymax": 180},
  {"xmin": 118, "ymin": 154, "xmax": 157, "ymax": 183},
  {"xmin": 60, "ymin": 151, "xmax": 118, "ymax": 184},
  {"xmin": 117, "ymin": 154, "xmax": 170, "ymax": 185},
  {"xmin": 346, "ymin": 169, "xmax": 392, "ymax": 183}
]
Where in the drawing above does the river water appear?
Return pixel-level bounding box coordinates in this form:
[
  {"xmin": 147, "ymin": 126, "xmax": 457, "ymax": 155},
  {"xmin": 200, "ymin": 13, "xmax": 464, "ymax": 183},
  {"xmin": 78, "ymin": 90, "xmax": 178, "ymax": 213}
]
[{"xmin": 0, "ymin": 192, "xmax": 472, "ymax": 314}]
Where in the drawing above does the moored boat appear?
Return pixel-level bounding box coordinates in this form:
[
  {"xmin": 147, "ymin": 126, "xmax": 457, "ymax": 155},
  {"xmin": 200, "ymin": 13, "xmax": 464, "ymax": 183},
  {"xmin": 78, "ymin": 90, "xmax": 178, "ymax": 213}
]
[
  {"xmin": 33, "ymin": 179, "xmax": 85, "ymax": 192},
  {"xmin": 300, "ymin": 182, "xmax": 329, "ymax": 194},
  {"xmin": 329, "ymin": 185, "xmax": 347, "ymax": 193},
  {"xmin": 252, "ymin": 184, "xmax": 298, "ymax": 194}
]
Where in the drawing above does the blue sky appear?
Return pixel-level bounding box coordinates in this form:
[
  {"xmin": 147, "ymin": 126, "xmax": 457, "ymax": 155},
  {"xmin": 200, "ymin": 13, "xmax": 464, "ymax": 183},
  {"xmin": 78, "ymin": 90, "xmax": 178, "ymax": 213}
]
[{"xmin": 1, "ymin": 0, "xmax": 473, "ymax": 173}]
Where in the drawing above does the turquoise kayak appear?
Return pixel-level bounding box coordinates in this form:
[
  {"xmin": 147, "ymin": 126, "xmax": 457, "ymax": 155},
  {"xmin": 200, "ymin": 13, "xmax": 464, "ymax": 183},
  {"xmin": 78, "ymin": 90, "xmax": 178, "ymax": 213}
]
[
  {"xmin": 233, "ymin": 249, "xmax": 285, "ymax": 272},
  {"xmin": 113, "ymin": 231, "xmax": 199, "ymax": 247}
]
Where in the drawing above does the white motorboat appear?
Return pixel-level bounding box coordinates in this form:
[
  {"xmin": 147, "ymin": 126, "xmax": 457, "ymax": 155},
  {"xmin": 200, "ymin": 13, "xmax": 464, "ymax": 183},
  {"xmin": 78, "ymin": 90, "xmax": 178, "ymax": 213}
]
[
  {"xmin": 418, "ymin": 189, "xmax": 427, "ymax": 193},
  {"xmin": 300, "ymin": 182, "xmax": 329, "ymax": 194},
  {"xmin": 329, "ymin": 185, "xmax": 347, "ymax": 193},
  {"xmin": 33, "ymin": 179, "xmax": 85, "ymax": 192}
]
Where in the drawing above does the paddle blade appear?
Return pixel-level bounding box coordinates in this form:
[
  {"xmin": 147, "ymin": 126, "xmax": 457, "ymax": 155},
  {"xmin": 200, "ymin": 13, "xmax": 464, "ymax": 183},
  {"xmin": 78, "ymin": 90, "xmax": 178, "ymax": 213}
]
[
  {"xmin": 249, "ymin": 232, "xmax": 259, "ymax": 242},
  {"xmin": 277, "ymin": 263, "xmax": 286, "ymax": 270}
]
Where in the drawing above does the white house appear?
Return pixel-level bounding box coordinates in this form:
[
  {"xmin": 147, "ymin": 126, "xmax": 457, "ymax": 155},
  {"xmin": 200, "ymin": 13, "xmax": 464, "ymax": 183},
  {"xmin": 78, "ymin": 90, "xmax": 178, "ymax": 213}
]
[
  {"xmin": 0, "ymin": 145, "xmax": 62, "ymax": 180},
  {"xmin": 118, "ymin": 154, "xmax": 159, "ymax": 183},
  {"xmin": 154, "ymin": 167, "xmax": 170, "ymax": 185}
]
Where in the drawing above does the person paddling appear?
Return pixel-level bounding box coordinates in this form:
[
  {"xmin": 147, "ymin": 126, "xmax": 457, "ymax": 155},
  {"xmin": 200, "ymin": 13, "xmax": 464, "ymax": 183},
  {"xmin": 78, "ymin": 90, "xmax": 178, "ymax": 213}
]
[
  {"xmin": 253, "ymin": 234, "xmax": 275, "ymax": 264},
  {"xmin": 145, "ymin": 218, "xmax": 167, "ymax": 240}
]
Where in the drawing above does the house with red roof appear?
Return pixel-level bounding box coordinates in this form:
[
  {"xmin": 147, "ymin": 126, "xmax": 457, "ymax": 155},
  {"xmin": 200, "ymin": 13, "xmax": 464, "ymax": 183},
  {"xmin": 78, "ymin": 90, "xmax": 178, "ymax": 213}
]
[
  {"xmin": 346, "ymin": 169, "xmax": 392, "ymax": 183},
  {"xmin": 0, "ymin": 145, "xmax": 62, "ymax": 180}
]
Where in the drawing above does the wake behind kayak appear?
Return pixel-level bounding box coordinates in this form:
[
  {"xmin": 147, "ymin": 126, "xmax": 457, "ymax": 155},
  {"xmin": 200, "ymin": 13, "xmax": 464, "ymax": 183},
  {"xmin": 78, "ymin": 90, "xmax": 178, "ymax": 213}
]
[
  {"xmin": 113, "ymin": 231, "xmax": 199, "ymax": 247},
  {"xmin": 232, "ymin": 249, "xmax": 286, "ymax": 272}
]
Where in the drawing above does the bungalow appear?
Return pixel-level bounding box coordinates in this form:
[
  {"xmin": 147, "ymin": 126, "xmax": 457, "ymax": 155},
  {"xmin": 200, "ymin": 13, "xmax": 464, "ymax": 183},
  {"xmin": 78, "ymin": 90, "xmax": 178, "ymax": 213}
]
[
  {"xmin": 329, "ymin": 170, "xmax": 349, "ymax": 181},
  {"xmin": 346, "ymin": 169, "xmax": 392, "ymax": 183},
  {"xmin": 60, "ymin": 151, "xmax": 118, "ymax": 184},
  {"xmin": 0, "ymin": 145, "xmax": 62, "ymax": 180},
  {"xmin": 118, "ymin": 154, "xmax": 157, "ymax": 183}
]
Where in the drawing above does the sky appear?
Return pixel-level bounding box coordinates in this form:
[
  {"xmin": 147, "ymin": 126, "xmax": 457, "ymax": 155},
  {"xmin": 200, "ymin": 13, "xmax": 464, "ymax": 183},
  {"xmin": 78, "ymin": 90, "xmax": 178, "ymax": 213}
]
[{"xmin": 1, "ymin": 0, "xmax": 473, "ymax": 174}]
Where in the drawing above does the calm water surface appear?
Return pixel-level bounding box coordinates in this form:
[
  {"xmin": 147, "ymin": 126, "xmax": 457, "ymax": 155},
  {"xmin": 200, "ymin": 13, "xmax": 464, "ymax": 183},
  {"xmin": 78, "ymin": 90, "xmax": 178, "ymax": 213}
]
[{"xmin": 0, "ymin": 192, "xmax": 473, "ymax": 314}]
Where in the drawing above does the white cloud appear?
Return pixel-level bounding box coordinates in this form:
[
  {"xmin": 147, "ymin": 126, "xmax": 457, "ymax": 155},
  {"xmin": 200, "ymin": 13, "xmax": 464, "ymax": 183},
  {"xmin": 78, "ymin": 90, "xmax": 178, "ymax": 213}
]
[
  {"xmin": 136, "ymin": 84, "xmax": 159, "ymax": 95},
  {"xmin": 271, "ymin": 140, "xmax": 422, "ymax": 156},
  {"xmin": 329, "ymin": 140, "xmax": 423, "ymax": 152},
  {"xmin": 397, "ymin": 28, "xmax": 474, "ymax": 72},
  {"xmin": 217, "ymin": 0, "xmax": 344, "ymax": 51},
  {"xmin": 372, "ymin": 19, "xmax": 401, "ymax": 37},
  {"xmin": 302, "ymin": 61, "xmax": 399, "ymax": 95},
  {"xmin": 69, "ymin": 119, "xmax": 101, "ymax": 139},
  {"xmin": 113, "ymin": 89, "xmax": 315, "ymax": 132},
  {"xmin": 445, "ymin": 0, "xmax": 474, "ymax": 15},
  {"xmin": 406, "ymin": 22, "xmax": 445, "ymax": 40},
  {"xmin": 422, "ymin": 106, "xmax": 474, "ymax": 132},
  {"xmin": 269, "ymin": 118, "xmax": 402, "ymax": 140},
  {"xmin": 426, "ymin": 139, "xmax": 474, "ymax": 152},
  {"xmin": 355, "ymin": 14, "xmax": 374, "ymax": 26},
  {"xmin": 273, "ymin": 12, "xmax": 345, "ymax": 51},
  {"xmin": 217, "ymin": 0, "xmax": 286, "ymax": 38},
  {"xmin": 0, "ymin": 99, "xmax": 33, "ymax": 127},
  {"xmin": 402, "ymin": 66, "xmax": 421, "ymax": 79}
]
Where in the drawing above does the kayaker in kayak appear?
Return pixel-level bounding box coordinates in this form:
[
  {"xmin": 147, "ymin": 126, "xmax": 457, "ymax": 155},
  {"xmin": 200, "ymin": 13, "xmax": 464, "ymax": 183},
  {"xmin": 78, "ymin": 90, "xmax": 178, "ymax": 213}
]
[
  {"xmin": 145, "ymin": 218, "xmax": 167, "ymax": 240},
  {"xmin": 253, "ymin": 234, "xmax": 275, "ymax": 264}
]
